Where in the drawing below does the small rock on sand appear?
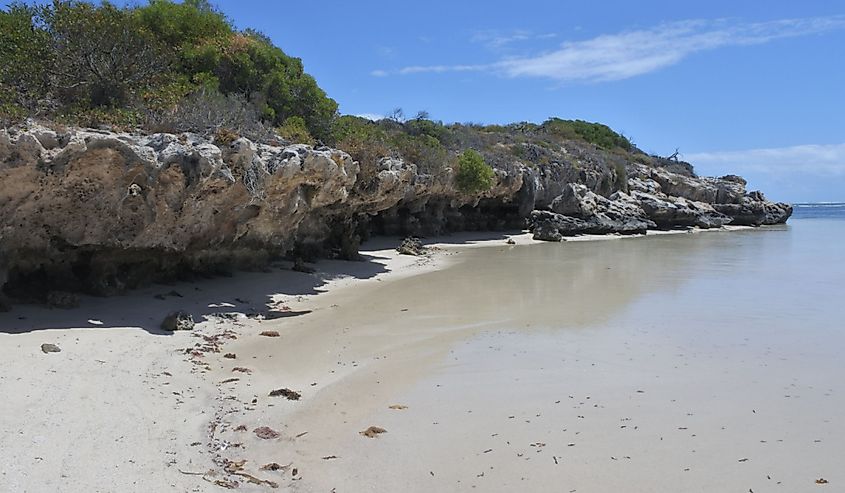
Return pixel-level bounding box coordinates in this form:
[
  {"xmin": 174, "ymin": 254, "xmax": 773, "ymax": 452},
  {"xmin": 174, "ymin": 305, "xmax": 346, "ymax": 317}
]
[
  {"xmin": 397, "ymin": 237, "xmax": 425, "ymax": 256},
  {"xmin": 388, "ymin": 404, "xmax": 408, "ymax": 410},
  {"xmin": 41, "ymin": 343, "xmax": 61, "ymax": 353},
  {"xmin": 259, "ymin": 330, "xmax": 280, "ymax": 337},
  {"xmin": 254, "ymin": 427, "xmax": 280, "ymax": 439},
  {"xmin": 269, "ymin": 388, "xmax": 301, "ymax": 400},
  {"xmin": 360, "ymin": 426, "xmax": 387, "ymax": 438},
  {"xmin": 223, "ymin": 353, "xmax": 237, "ymax": 359},
  {"xmin": 160, "ymin": 311, "xmax": 194, "ymax": 331}
]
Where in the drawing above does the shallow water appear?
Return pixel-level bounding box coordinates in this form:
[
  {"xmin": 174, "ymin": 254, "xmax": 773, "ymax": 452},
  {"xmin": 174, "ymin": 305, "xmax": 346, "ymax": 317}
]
[{"xmin": 281, "ymin": 214, "xmax": 845, "ymax": 492}]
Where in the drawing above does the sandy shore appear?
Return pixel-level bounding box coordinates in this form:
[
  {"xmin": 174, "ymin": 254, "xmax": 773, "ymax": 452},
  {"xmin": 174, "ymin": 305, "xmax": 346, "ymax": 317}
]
[
  {"xmin": 0, "ymin": 231, "xmax": 520, "ymax": 492},
  {"xmin": 3, "ymin": 224, "xmax": 839, "ymax": 492}
]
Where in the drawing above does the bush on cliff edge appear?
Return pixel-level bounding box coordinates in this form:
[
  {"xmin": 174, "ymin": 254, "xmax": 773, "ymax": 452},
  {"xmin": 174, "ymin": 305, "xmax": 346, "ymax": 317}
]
[{"xmin": 455, "ymin": 149, "xmax": 495, "ymax": 194}]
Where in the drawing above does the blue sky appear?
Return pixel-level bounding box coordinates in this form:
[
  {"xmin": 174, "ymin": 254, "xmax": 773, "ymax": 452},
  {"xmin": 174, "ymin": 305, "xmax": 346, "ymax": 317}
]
[{"xmin": 5, "ymin": 1, "xmax": 844, "ymax": 202}]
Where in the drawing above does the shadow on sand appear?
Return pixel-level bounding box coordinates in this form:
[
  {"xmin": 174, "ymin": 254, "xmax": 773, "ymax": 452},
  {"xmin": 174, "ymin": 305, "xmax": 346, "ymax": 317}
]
[
  {"xmin": 0, "ymin": 253, "xmax": 394, "ymax": 335},
  {"xmin": 0, "ymin": 231, "xmax": 520, "ymax": 335}
]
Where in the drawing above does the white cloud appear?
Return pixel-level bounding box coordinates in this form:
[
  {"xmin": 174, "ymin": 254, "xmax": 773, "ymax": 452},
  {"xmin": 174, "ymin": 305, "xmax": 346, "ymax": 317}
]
[
  {"xmin": 370, "ymin": 69, "xmax": 389, "ymax": 77},
  {"xmin": 374, "ymin": 16, "xmax": 845, "ymax": 82},
  {"xmin": 686, "ymin": 143, "xmax": 845, "ymax": 177}
]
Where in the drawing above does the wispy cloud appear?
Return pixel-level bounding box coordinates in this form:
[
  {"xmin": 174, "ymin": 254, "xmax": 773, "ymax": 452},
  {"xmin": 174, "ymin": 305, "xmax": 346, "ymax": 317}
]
[
  {"xmin": 686, "ymin": 143, "xmax": 845, "ymax": 177},
  {"xmin": 471, "ymin": 30, "xmax": 557, "ymax": 49},
  {"xmin": 374, "ymin": 16, "xmax": 845, "ymax": 82}
]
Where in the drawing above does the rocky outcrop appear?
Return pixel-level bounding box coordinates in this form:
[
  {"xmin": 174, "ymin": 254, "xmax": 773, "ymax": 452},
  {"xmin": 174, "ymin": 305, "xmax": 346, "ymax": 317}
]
[
  {"xmin": 528, "ymin": 162, "xmax": 791, "ymax": 241},
  {"xmin": 0, "ymin": 121, "xmax": 792, "ymax": 303},
  {"xmin": 532, "ymin": 184, "xmax": 656, "ymax": 237}
]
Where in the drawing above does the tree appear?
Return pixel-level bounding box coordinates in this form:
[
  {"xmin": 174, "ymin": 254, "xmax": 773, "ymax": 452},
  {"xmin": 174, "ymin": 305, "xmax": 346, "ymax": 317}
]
[
  {"xmin": 0, "ymin": 3, "xmax": 51, "ymax": 113},
  {"xmin": 0, "ymin": 0, "xmax": 338, "ymax": 137},
  {"xmin": 388, "ymin": 107, "xmax": 405, "ymax": 123},
  {"xmin": 40, "ymin": 1, "xmax": 169, "ymax": 107}
]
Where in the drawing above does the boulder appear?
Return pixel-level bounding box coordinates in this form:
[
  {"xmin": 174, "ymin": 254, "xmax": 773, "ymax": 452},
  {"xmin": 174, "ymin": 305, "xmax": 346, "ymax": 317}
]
[
  {"xmin": 763, "ymin": 202, "xmax": 794, "ymax": 225},
  {"xmin": 161, "ymin": 311, "xmax": 195, "ymax": 331},
  {"xmin": 713, "ymin": 199, "xmax": 767, "ymax": 226},
  {"xmin": 397, "ymin": 237, "xmax": 425, "ymax": 256}
]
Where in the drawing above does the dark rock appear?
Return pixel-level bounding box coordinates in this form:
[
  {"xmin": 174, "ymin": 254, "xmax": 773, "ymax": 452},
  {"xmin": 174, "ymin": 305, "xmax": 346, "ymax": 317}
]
[
  {"xmin": 269, "ymin": 388, "xmax": 301, "ymax": 400},
  {"xmin": 46, "ymin": 291, "xmax": 80, "ymax": 309},
  {"xmin": 763, "ymin": 202, "xmax": 793, "ymax": 225},
  {"xmin": 160, "ymin": 311, "xmax": 194, "ymax": 331},
  {"xmin": 41, "ymin": 343, "xmax": 61, "ymax": 353},
  {"xmin": 360, "ymin": 426, "xmax": 387, "ymax": 438},
  {"xmin": 254, "ymin": 426, "xmax": 280, "ymax": 439},
  {"xmin": 397, "ymin": 237, "xmax": 425, "ymax": 256}
]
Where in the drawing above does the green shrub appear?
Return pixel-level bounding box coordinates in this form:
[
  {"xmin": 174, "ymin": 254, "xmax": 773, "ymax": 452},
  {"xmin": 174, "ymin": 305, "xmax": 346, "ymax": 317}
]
[
  {"xmin": 455, "ymin": 149, "xmax": 495, "ymax": 193},
  {"xmin": 277, "ymin": 116, "xmax": 313, "ymax": 144},
  {"xmin": 542, "ymin": 118, "xmax": 632, "ymax": 150}
]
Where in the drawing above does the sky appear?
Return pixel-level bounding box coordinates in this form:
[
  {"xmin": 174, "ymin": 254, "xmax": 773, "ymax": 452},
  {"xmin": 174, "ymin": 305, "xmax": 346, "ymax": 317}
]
[{"xmin": 5, "ymin": 0, "xmax": 844, "ymax": 202}]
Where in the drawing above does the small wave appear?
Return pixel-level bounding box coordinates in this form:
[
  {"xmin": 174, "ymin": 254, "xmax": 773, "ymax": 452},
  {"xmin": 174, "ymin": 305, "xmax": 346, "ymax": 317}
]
[{"xmin": 793, "ymin": 203, "xmax": 845, "ymax": 208}]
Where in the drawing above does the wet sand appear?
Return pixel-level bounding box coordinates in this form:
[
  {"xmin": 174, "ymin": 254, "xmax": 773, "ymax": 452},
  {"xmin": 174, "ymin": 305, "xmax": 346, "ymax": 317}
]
[{"xmin": 2, "ymin": 224, "xmax": 842, "ymax": 492}]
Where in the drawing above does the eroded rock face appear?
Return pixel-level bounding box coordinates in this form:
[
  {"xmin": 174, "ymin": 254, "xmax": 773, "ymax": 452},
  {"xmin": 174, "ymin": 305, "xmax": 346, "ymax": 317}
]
[
  {"xmin": 535, "ymin": 184, "xmax": 656, "ymax": 236},
  {"xmin": 0, "ymin": 122, "xmax": 792, "ymax": 302},
  {"xmin": 0, "ymin": 123, "xmax": 529, "ymax": 301},
  {"xmin": 528, "ymin": 163, "xmax": 791, "ymax": 240}
]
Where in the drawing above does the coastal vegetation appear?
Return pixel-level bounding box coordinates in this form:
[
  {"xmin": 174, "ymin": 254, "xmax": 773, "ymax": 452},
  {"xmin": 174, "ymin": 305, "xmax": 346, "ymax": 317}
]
[
  {"xmin": 0, "ymin": 0, "xmax": 337, "ymax": 140},
  {"xmin": 2, "ymin": 0, "xmax": 646, "ymax": 191}
]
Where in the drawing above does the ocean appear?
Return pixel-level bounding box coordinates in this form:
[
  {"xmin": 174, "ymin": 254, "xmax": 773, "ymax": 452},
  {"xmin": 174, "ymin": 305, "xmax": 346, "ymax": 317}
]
[{"xmin": 792, "ymin": 202, "xmax": 845, "ymax": 220}]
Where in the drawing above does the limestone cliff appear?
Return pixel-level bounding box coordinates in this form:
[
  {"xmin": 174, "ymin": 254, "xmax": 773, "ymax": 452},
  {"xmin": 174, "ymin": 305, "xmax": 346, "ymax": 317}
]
[{"xmin": 0, "ymin": 122, "xmax": 791, "ymax": 305}]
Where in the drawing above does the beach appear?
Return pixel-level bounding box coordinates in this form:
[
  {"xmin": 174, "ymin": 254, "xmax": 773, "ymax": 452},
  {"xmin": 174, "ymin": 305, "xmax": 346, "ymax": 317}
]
[{"xmin": 2, "ymin": 221, "xmax": 843, "ymax": 492}]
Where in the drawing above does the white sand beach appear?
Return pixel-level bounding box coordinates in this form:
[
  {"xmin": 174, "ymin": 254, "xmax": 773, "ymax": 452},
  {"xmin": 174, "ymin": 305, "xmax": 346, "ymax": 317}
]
[{"xmin": 2, "ymin": 225, "xmax": 842, "ymax": 492}]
